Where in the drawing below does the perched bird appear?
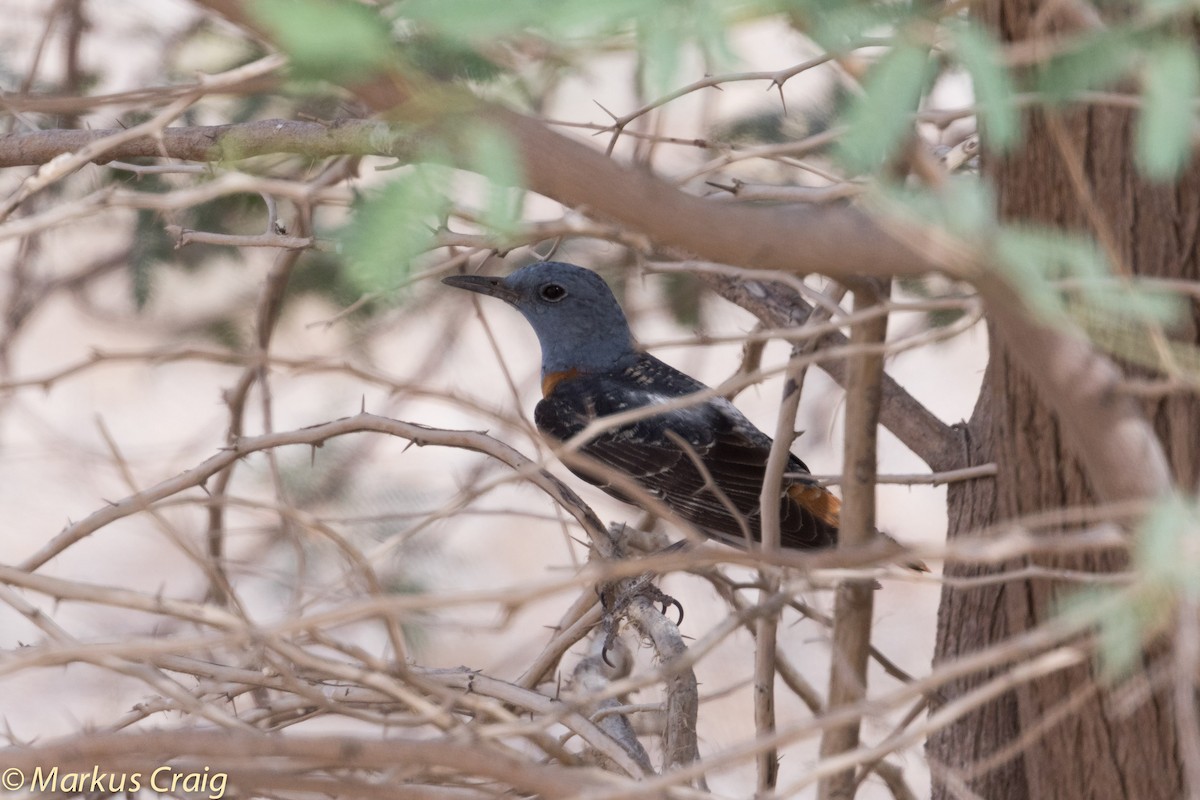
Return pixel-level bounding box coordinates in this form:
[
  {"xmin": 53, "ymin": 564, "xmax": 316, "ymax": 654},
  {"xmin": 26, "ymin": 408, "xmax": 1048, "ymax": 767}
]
[{"xmin": 443, "ymin": 261, "xmax": 844, "ymax": 552}]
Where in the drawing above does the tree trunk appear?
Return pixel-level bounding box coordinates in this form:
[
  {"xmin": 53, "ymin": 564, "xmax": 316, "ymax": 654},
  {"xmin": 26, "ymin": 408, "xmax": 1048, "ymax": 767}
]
[{"xmin": 927, "ymin": 2, "xmax": 1200, "ymax": 797}]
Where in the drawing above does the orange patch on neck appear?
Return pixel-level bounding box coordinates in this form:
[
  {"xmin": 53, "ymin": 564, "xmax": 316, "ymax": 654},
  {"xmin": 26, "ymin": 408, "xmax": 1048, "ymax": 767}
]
[
  {"xmin": 787, "ymin": 484, "xmax": 842, "ymax": 528},
  {"xmin": 542, "ymin": 368, "xmax": 582, "ymax": 397}
]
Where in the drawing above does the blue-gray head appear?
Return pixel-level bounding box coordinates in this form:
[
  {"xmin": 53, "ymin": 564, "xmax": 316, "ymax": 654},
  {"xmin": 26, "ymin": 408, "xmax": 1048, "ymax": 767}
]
[{"xmin": 443, "ymin": 262, "xmax": 636, "ymax": 377}]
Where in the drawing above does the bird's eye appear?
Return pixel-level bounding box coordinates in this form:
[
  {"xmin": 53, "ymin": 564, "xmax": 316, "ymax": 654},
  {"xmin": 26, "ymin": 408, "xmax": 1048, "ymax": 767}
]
[{"xmin": 539, "ymin": 283, "xmax": 567, "ymax": 302}]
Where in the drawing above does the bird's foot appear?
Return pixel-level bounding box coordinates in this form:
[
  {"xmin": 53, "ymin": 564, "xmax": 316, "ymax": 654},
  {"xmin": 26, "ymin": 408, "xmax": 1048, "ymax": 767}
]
[{"xmin": 598, "ymin": 574, "xmax": 684, "ymax": 667}]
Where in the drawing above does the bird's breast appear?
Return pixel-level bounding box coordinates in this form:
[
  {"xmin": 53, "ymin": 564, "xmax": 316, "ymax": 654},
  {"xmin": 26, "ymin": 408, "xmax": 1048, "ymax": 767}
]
[{"xmin": 541, "ymin": 368, "xmax": 582, "ymax": 397}]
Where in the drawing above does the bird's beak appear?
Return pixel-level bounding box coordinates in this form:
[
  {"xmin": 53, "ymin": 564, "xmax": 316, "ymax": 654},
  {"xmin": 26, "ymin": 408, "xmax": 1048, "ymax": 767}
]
[{"xmin": 441, "ymin": 274, "xmax": 520, "ymax": 304}]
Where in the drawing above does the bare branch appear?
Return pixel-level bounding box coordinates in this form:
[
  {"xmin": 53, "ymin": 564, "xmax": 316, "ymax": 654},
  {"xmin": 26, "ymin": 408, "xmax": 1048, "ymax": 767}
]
[
  {"xmin": 818, "ymin": 284, "xmax": 889, "ymax": 800},
  {"xmin": 20, "ymin": 413, "xmax": 610, "ymax": 572},
  {"xmin": 0, "ymin": 118, "xmax": 417, "ymax": 169},
  {"xmin": 0, "ymin": 730, "xmax": 617, "ymax": 798}
]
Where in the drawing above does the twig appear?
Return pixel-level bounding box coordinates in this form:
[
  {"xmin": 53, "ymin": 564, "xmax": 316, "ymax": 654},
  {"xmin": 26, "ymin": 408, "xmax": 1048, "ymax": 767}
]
[
  {"xmin": 810, "ymin": 464, "xmax": 998, "ymax": 486},
  {"xmin": 600, "ymin": 54, "xmax": 834, "ymax": 154},
  {"xmin": 165, "ymin": 224, "xmax": 322, "ymax": 250}
]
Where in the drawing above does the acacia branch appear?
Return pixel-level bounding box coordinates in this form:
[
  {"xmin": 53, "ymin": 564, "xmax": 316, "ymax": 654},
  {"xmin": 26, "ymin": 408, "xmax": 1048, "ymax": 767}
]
[
  {"xmin": 624, "ymin": 597, "xmax": 704, "ymax": 779},
  {"xmin": 818, "ymin": 284, "xmax": 889, "ymax": 800},
  {"xmin": 20, "ymin": 413, "xmax": 610, "ymax": 572},
  {"xmin": 0, "ymin": 118, "xmax": 417, "ymax": 168}
]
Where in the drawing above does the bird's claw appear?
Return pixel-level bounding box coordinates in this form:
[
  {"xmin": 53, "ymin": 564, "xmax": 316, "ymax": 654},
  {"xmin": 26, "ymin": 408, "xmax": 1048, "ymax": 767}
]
[
  {"xmin": 598, "ymin": 575, "xmax": 685, "ymax": 666},
  {"xmin": 660, "ymin": 594, "xmax": 684, "ymax": 625}
]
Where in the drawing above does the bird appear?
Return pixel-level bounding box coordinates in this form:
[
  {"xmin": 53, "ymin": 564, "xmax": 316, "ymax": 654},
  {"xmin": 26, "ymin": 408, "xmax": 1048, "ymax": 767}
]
[{"xmin": 443, "ymin": 261, "xmax": 847, "ymax": 553}]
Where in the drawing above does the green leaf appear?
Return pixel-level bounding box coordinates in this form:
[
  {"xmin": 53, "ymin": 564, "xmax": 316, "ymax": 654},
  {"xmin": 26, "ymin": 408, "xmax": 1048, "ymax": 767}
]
[
  {"xmin": 636, "ymin": 2, "xmax": 739, "ymax": 96},
  {"xmin": 1136, "ymin": 41, "xmax": 1200, "ymax": 181},
  {"xmin": 950, "ymin": 22, "xmax": 1018, "ymax": 152},
  {"xmin": 1066, "ymin": 278, "xmax": 1183, "ymax": 326},
  {"xmin": 996, "ymin": 227, "xmax": 1186, "ymax": 328},
  {"xmin": 662, "ymin": 271, "xmax": 704, "ymax": 327},
  {"xmin": 398, "ymin": 0, "xmax": 646, "ymax": 42},
  {"xmin": 401, "ymin": 0, "xmax": 735, "ymax": 95},
  {"xmin": 1037, "ymin": 28, "xmax": 1140, "ymax": 101},
  {"xmin": 991, "ymin": 225, "xmax": 1183, "ymax": 328},
  {"xmin": 1140, "ymin": 0, "xmax": 1199, "ymax": 12},
  {"xmin": 251, "ymin": 0, "xmax": 393, "ymax": 82},
  {"xmin": 938, "ymin": 178, "xmax": 995, "ymax": 238},
  {"xmin": 405, "ymin": 34, "xmax": 506, "ymax": 83},
  {"xmin": 1096, "ymin": 593, "xmax": 1146, "ymax": 678},
  {"xmin": 637, "ymin": 14, "xmax": 686, "ymax": 98},
  {"xmin": 339, "ymin": 168, "xmax": 448, "ymax": 291},
  {"xmin": 835, "ymin": 41, "xmax": 932, "ymax": 172},
  {"xmin": 128, "ymin": 209, "xmax": 173, "ymax": 310},
  {"xmin": 1137, "ymin": 494, "xmax": 1200, "ymax": 591},
  {"xmin": 879, "ymin": 177, "xmax": 995, "ymax": 239},
  {"xmin": 782, "ymin": 0, "xmax": 908, "ymax": 54},
  {"xmin": 992, "ymin": 228, "xmax": 1108, "ymax": 320},
  {"xmin": 466, "ymin": 124, "xmax": 524, "ymax": 238},
  {"xmin": 1057, "ymin": 585, "xmax": 1167, "ymax": 680}
]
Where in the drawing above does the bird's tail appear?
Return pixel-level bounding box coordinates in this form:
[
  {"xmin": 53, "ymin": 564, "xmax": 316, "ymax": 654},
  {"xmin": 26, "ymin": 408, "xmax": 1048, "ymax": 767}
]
[
  {"xmin": 786, "ymin": 483, "xmax": 928, "ymax": 572},
  {"xmin": 786, "ymin": 483, "xmax": 841, "ymax": 528}
]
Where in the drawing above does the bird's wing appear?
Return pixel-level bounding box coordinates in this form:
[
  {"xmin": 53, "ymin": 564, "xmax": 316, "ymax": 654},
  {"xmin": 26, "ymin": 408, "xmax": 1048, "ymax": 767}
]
[
  {"xmin": 675, "ymin": 398, "xmax": 840, "ymax": 548},
  {"xmin": 534, "ymin": 363, "xmax": 837, "ymax": 549},
  {"xmin": 537, "ymin": 371, "xmax": 825, "ymax": 542},
  {"xmin": 533, "ymin": 377, "xmax": 717, "ymax": 498}
]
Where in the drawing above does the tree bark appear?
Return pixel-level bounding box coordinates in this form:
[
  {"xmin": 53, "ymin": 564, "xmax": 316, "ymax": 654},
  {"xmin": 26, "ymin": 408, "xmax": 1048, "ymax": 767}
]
[{"xmin": 928, "ymin": 3, "xmax": 1200, "ymax": 797}]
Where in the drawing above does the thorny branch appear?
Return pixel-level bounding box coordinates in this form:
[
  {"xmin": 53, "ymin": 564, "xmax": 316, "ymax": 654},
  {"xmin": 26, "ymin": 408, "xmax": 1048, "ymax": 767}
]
[{"xmin": 818, "ymin": 283, "xmax": 889, "ymax": 800}]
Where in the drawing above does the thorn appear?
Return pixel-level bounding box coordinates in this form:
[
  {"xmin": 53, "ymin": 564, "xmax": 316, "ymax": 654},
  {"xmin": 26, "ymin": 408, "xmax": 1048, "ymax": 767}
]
[
  {"xmin": 604, "ymin": 124, "xmax": 627, "ymax": 156},
  {"xmin": 360, "ymin": 395, "xmax": 367, "ymax": 414},
  {"xmin": 592, "ymin": 100, "xmax": 619, "ymax": 122},
  {"xmin": 310, "ymin": 445, "xmax": 317, "ymax": 468}
]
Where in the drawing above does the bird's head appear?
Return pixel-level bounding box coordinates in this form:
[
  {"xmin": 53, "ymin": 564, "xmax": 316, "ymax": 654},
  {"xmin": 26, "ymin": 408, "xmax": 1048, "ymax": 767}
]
[{"xmin": 442, "ymin": 261, "xmax": 637, "ymax": 376}]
